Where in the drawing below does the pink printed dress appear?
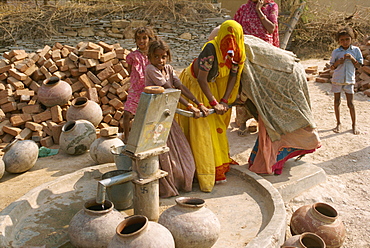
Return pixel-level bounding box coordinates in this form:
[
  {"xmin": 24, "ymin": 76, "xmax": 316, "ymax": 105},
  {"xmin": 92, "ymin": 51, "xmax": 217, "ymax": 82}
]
[{"xmin": 124, "ymin": 49, "xmax": 149, "ymax": 115}]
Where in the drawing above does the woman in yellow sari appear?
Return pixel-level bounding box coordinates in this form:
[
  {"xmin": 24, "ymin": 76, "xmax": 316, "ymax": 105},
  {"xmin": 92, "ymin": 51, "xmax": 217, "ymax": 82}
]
[{"xmin": 178, "ymin": 20, "xmax": 246, "ymax": 192}]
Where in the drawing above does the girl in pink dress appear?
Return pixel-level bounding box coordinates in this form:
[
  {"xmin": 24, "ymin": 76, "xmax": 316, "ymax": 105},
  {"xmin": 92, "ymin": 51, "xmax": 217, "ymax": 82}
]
[
  {"xmin": 123, "ymin": 27, "xmax": 157, "ymax": 143},
  {"xmin": 145, "ymin": 39, "xmax": 208, "ymax": 197}
]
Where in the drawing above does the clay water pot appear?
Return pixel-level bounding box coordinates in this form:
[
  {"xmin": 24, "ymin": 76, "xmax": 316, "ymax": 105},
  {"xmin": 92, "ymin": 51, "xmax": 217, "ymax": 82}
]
[
  {"xmin": 2, "ymin": 139, "xmax": 39, "ymax": 173},
  {"xmin": 108, "ymin": 215, "xmax": 175, "ymax": 248},
  {"xmin": 89, "ymin": 136, "xmax": 124, "ymax": 164},
  {"xmin": 158, "ymin": 197, "xmax": 221, "ymax": 248},
  {"xmin": 290, "ymin": 202, "xmax": 346, "ymax": 248},
  {"xmin": 282, "ymin": 232, "xmax": 326, "ymax": 248},
  {"xmin": 102, "ymin": 170, "xmax": 133, "ymax": 210},
  {"xmin": 59, "ymin": 120, "xmax": 96, "ymax": 155},
  {"xmin": 68, "ymin": 199, "xmax": 127, "ymax": 248},
  {"xmin": 37, "ymin": 76, "xmax": 72, "ymax": 107},
  {"xmin": 0, "ymin": 158, "xmax": 5, "ymax": 179},
  {"xmin": 66, "ymin": 97, "xmax": 103, "ymax": 127}
]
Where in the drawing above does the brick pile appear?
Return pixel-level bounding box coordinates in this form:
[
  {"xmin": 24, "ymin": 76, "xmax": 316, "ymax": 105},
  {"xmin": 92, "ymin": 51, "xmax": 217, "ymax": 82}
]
[
  {"xmin": 309, "ymin": 39, "xmax": 370, "ymax": 97},
  {"xmin": 0, "ymin": 41, "xmax": 132, "ymax": 151}
]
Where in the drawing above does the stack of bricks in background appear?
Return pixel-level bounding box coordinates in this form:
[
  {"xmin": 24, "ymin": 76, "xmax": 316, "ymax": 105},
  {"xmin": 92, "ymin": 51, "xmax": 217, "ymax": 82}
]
[
  {"xmin": 0, "ymin": 41, "xmax": 131, "ymax": 152},
  {"xmin": 307, "ymin": 38, "xmax": 370, "ymax": 97}
]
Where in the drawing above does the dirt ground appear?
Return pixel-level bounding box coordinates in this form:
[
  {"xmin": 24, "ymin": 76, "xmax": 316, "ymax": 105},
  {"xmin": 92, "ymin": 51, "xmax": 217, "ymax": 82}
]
[{"xmin": 1, "ymin": 58, "xmax": 369, "ymax": 247}]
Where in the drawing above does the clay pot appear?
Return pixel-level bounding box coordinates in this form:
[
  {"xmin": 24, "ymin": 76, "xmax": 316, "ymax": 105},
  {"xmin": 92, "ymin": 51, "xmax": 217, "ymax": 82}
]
[
  {"xmin": 37, "ymin": 76, "xmax": 72, "ymax": 107},
  {"xmin": 108, "ymin": 215, "xmax": 175, "ymax": 248},
  {"xmin": 102, "ymin": 170, "xmax": 133, "ymax": 210},
  {"xmin": 2, "ymin": 139, "xmax": 39, "ymax": 173},
  {"xmin": 66, "ymin": 97, "xmax": 103, "ymax": 127},
  {"xmin": 158, "ymin": 197, "xmax": 221, "ymax": 248},
  {"xmin": 282, "ymin": 232, "xmax": 326, "ymax": 248},
  {"xmin": 89, "ymin": 136, "xmax": 124, "ymax": 164},
  {"xmin": 59, "ymin": 120, "xmax": 96, "ymax": 155},
  {"xmin": 290, "ymin": 202, "xmax": 346, "ymax": 248},
  {"xmin": 68, "ymin": 199, "xmax": 127, "ymax": 248},
  {"xmin": 0, "ymin": 158, "xmax": 5, "ymax": 179}
]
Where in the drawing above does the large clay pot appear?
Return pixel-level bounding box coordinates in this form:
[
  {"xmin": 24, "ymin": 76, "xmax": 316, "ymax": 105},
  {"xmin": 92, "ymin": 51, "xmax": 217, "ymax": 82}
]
[
  {"xmin": 108, "ymin": 215, "xmax": 175, "ymax": 248},
  {"xmin": 59, "ymin": 120, "xmax": 96, "ymax": 155},
  {"xmin": 158, "ymin": 197, "xmax": 221, "ymax": 248},
  {"xmin": 66, "ymin": 97, "xmax": 103, "ymax": 127},
  {"xmin": 282, "ymin": 232, "xmax": 326, "ymax": 248},
  {"xmin": 102, "ymin": 170, "xmax": 133, "ymax": 210},
  {"xmin": 2, "ymin": 139, "xmax": 39, "ymax": 173},
  {"xmin": 89, "ymin": 136, "xmax": 124, "ymax": 164},
  {"xmin": 290, "ymin": 202, "xmax": 346, "ymax": 248},
  {"xmin": 0, "ymin": 158, "xmax": 5, "ymax": 179},
  {"xmin": 37, "ymin": 76, "xmax": 72, "ymax": 107},
  {"xmin": 68, "ymin": 199, "xmax": 127, "ymax": 248}
]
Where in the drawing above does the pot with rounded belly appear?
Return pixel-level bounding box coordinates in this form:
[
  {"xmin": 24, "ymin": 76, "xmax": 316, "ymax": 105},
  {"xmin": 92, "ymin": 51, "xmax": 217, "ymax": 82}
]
[
  {"xmin": 59, "ymin": 120, "xmax": 96, "ymax": 155},
  {"xmin": 282, "ymin": 232, "xmax": 326, "ymax": 248},
  {"xmin": 108, "ymin": 215, "xmax": 175, "ymax": 248},
  {"xmin": 68, "ymin": 199, "xmax": 127, "ymax": 248},
  {"xmin": 66, "ymin": 97, "xmax": 103, "ymax": 127},
  {"xmin": 37, "ymin": 76, "xmax": 72, "ymax": 107},
  {"xmin": 158, "ymin": 197, "xmax": 221, "ymax": 248},
  {"xmin": 89, "ymin": 135, "xmax": 124, "ymax": 164},
  {"xmin": 2, "ymin": 139, "xmax": 39, "ymax": 173},
  {"xmin": 0, "ymin": 157, "xmax": 5, "ymax": 179},
  {"xmin": 290, "ymin": 202, "xmax": 346, "ymax": 248}
]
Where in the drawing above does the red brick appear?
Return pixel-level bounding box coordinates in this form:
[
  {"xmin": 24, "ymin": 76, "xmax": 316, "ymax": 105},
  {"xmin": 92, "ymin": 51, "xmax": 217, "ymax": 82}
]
[
  {"xmin": 2, "ymin": 125, "xmax": 22, "ymax": 136},
  {"xmin": 15, "ymin": 128, "xmax": 33, "ymax": 140},
  {"xmin": 32, "ymin": 110, "xmax": 52, "ymax": 123},
  {"xmin": 25, "ymin": 121, "xmax": 44, "ymax": 131},
  {"xmin": 40, "ymin": 136, "xmax": 54, "ymax": 147}
]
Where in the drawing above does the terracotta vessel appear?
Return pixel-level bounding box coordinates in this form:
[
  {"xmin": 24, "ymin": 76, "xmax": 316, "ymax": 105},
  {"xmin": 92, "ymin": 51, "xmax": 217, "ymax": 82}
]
[
  {"xmin": 37, "ymin": 76, "xmax": 72, "ymax": 107},
  {"xmin": 0, "ymin": 158, "xmax": 5, "ymax": 179},
  {"xmin": 89, "ymin": 135, "xmax": 124, "ymax": 164},
  {"xmin": 68, "ymin": 199, "xmax": 127, "ymax": 248},
  {"xmin": 2, "ymin": 139, "xmax": 39, "ymax": 173},
  {"xmin": 282, "ymin": 232, "xmax": 326, "ymax": 248},
  {"xmin": 158, "ymin": 197, "xmax": 221, "ymax": 248},
  {"xmin": 66, "ymin": 97, "xmax": 103, "ymax": 127},
  {"xmin": 290, "ymin": 202, "xmax": 346, "ymax": 248},
  {"xmin": 108, "ymin": 215, "xmax": 175, "ymax": 248},
  {"xmin": 59, "ymin": 120, "xmax": 96, "ymax": 155}
]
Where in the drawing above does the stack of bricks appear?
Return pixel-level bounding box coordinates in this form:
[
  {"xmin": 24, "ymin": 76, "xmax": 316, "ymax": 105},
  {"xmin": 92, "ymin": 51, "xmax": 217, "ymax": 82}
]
[
  {"xmin": 0, "ymin": 41, "xmax": 132, "ymax": 151},
  {"xmin": 311, "ymin": 38, "xmax": 370, "ymax": 97}
]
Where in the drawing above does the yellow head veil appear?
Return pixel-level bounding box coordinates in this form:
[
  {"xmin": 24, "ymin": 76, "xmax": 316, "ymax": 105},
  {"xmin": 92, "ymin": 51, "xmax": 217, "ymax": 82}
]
[{"xmin": 207, "ymin": 20, "xmax": 246, "ymax": 78}]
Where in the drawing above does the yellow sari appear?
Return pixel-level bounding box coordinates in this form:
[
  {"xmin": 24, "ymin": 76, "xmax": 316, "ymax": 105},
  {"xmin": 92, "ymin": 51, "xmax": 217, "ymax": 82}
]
[{"xmin": 178, "ymin": 20, "xmax": 245, "ymax": 192}]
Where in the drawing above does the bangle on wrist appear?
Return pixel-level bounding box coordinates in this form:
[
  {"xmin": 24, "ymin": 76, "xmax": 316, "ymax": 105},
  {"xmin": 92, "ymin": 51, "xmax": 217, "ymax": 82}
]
[
  {"xmin": 198, "ymin": 103, "xmax": 204, "ymax": 108},
  {"xmin": 220, "ymin": 98, "xmax": 228, "ymax": 104},
  {"xmin": 186, "ymin": 103, "xmax": 194, "ymax": 110},
  {"xmin": 260, "ymin": 15, "xmax": 266, "ymax": 20},
  {"xmin": 209, "ymin": 99, "xmax": 218, "ymax": 107}
]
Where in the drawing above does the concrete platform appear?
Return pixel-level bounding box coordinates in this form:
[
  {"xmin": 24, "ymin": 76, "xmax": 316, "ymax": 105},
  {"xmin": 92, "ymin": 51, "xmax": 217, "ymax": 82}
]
[{"xmin": 261, "ymin": 159, "xmax": 327, "ymax": 202}]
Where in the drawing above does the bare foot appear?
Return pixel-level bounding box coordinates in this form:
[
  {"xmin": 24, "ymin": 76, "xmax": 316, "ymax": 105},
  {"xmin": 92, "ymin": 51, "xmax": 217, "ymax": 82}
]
[
  {"xmin": 353, "ymin": 125, "xmax": 360, "ymax": 135},
  {"xmin": 333, "ymin": 124, "xmax": 341, "ymax": 133},
  {"xmin": 237, "ymin": 123, "xmax": 248, "ymax": 137}
]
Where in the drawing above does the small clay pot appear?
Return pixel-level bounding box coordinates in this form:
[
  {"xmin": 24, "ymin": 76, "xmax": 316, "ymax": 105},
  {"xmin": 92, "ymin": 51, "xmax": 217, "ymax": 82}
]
[
  {"xmin": 282, "ymin": 232, "xmax": 326, "ymax": 248},
  {"xmin": 68, "ymin": 199, "xmax": 127, "ymax": 248},
  {"xmin": 0, "ymin": 158, "xmax": 5, "ymax": 179},
  {"xmin": 59, "ymin": 120, "xmax": 96, "ymax": 155},
  {"xmin": 37, "ymin": 76, "xmax": 72, "ymax": 107},
  {"xmin": 158, "ymin": 197, "xmax": 220, "ymax": 248},
  {"xmin": 290, "ymin": 202, "xmax": 346, "ymax": 248},
  {"xmin": 66, "ymin": 97, "xmax": 103, "ymax": 127},
  {"xmin": 108, "ymin": 215, "xmax": 175, "ymax": 248},
  {"xmin": 89, "ymin": 136, "xmax": 124, "ymax": 164},
  {"xmin": 2, "ymin": 139, "xmax": 39, "ymax": 173}
]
